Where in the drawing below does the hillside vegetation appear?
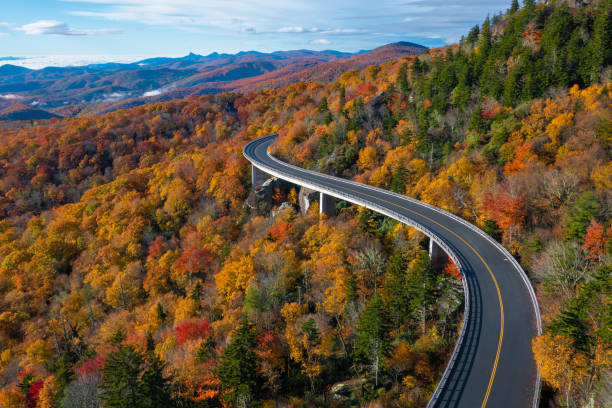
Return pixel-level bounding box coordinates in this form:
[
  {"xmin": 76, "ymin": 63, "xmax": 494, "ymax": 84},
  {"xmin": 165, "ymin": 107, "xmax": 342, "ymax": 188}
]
[{"xmin": 0, "ymin": 1, "xmax": 610, "ymax": 407}]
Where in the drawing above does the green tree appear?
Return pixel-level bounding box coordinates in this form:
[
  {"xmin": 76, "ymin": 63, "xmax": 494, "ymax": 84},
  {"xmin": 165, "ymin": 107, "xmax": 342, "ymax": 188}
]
[
  {"xmin": 140, "ymin": 355, "xmax": 173, "ymax": 408},
  {"xmin": 100, "ymin": 346, "xmax": 144, "ymax": 408},
  {"xmin": 216, "ymin": 319, "xmax": 259, "ymax": 407},
  {"xmin": 587, "ymin": 0, "xmax": 612, "ymax": 84},
  {"xmin": 466, "ymin": 25, "xmax": 480, "ymax": 45},
  {"xmin": 390, "ymin": 163, "xmax": 408, "ymax": 194},
  {"xmin": 509, "ymin": 0, "xmax": 519, "ymax": 14},
  {"xmin": 356, "ymin": 294, "xmax": 391, "ymax": 386},
  {"xmin": 565, "ymin": 192, "xmax": 600, "ymax": 241},
  {"xmin": 396, "ymin": 62, "xmax": 410, "ymax": 95},
  {"xmin": 318, "ymin": 96, "xmax": 329, "ymax": 113},
  {"xmin": 383, "ymin": 251, "xmax": 410, "ymax": 331}
]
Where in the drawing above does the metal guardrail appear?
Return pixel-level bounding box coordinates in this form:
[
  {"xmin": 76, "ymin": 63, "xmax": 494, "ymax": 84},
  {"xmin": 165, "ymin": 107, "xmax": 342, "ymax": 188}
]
[{"xmin": 243, "ymin": 134, "xmax": 541, "ymax": 408}]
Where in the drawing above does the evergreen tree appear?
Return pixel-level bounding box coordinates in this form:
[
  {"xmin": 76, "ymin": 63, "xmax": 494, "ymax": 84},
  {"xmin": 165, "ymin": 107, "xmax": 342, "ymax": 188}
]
[
  {"xmin": 475, "ymin": 16, "xmax": 492, "ymax": 75},
  {"xmin": 396, "ymin": 62, "xmax": 410, "ymax": 95},
  {"xmin": 587, "ymin": 0, "xmax": 612, "ymax": 84},
  {"xmin": 318, "ymin": 96, "xmax": 329, "ymax": 113},
  {"xmin": 390, "ymin": 163, "xmax": 407, "ymax": 194},
  {"xmin": 509, "ymin": 0, "xmax": 520, "ymax": 14},
  {"xmin": 100, "ymin": 346, "xmax": 144, "ymax": 408},
  {"xmin": 110, "ymin": 328, "xmax": 125, "ymax": 346},
  {"xmin": 356, "ymin": 294, "xmax": 391, "ymax": 386},
  {"xmin": 503, "ymin": 63, "xmax": 522, "ymax": 106},
  {"xmin": 466, "ymin": 25, "xmax": 480, "ymax": 45},
  {"xmin": 383, "ymin": 251, "xmax": 410, "ymax": 331},
  {"xmin": 216, "ymin": 319, "xmax": 259, "ymax": 407},
  {"xmin": 52, "ymin": 353, "xmax": 76, "ymax": 405},
  {"xmin": 565, "ymin": 192, "xmax": 600, "ymax": 241},
  {"xmin": 140, "ymin": 355, "xmax": 173, "ymax": 408},
  {"xmin": 156, "ymin": 302, "xmax": 167, "ymax": 323}
]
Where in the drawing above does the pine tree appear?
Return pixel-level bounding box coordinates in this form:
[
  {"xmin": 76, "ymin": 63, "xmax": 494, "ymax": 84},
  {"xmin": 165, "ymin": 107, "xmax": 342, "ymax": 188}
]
[
  {"xmin": 100, "ymin": 346, "xmax": 144, "ymax": 408},
  {"xmin": 110, "ymin": 328, "xmax": 125, "ymax": 346},
  {"xmin": 356, "ymin": 294, "xmax": 391, "ymax": 386},
  {"xmin": 523, "ymin": 0, "xmax": 535, "ymax": 12},
  {"xmin": 318, "ymin": 96, "xmax": 329, "ymax": 113},
  {"xmin": 565, "ymin": 192, "xmax": 600, "ymax": 241},
  {"xmin": 216, "ymin": 319, "xmax": 259, "ymax": 407},
  {"xmin": 466, "ymin": 25, "xmax": 480, "ymax": 45},
  {"xmin": 587, "ymin": 0, "xmax": 612, "ymax": 84},
  {"xmin": 390, "ymin": 163, "xmax": 407, "ymax": 194},
  {"xmin": 476, "ymin": 16, "xmax": 492, "ymax": 75},
  {"xmin": 396, "ymin": 62, "xmax": 410, "ymax": 95},
  {"xmin": 156, "ymin": 303, "xmax": 167, "ymax": 322},
  {"xmin": 383, "ymin": 251, "xmax": 410, "ymax": 331},
  {"xmin": 140, "ymin": 355, "xmax": 173, "ymax": 408},
  {"xmin": 503, "ymin": 63, "xmax": 522, "ymax": 106},
  {"xmin": 509, "ymin": 0, "xmax": 520, "ymax": 14}
]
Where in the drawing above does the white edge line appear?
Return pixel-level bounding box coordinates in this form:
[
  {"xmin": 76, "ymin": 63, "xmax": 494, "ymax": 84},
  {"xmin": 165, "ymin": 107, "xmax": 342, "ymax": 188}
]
[{"xmin": 244, "ymin": 135, "xmax": 541, "ymax": 408}]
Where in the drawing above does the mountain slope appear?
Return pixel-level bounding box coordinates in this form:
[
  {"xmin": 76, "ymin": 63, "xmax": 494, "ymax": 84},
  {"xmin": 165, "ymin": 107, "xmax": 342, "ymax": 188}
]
[
  {"xmin": 0, "ymin": 104, "xmax": 61, "ymax": 121},
  {"xmin": 0, "ymin": 43, "xmax": 425, "ymax": 115}
]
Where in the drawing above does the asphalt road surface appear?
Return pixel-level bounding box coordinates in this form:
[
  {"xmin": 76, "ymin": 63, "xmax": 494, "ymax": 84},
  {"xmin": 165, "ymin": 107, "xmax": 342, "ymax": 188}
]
[{"xmin": 244, "ymin": 134, "xmax": 541, "ymax": 408}]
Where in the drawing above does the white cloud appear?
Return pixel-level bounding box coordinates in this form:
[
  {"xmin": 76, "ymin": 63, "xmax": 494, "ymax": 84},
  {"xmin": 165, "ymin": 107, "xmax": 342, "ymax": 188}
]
[
  {"xmin": 101, "ymin": 92, "xmax": 129, "ymax": 102},
  {"xmin": 278, "ymin": 26, "xmax": 308, "ymax": 33},
  {"xmin": 0, "ymin": 94, "xmax": 24, "ymax": 100},
  {"xmin": 60, "ymin": 0, "xmax": 513, "ymax": 46},
  {"xmin": 143, "ymin": 89, "xmax": 163, "ymax": 97},
  {"xmin": 310, "ymin": 39, "xmax": 330, "ymax": 45},
  {"xmin": 17, "ymin": 20, "xmax": 121, "ymax": 36},
  {"xmin": 2, "ymin": 55, "xmax": 152, "ymax": 69}
]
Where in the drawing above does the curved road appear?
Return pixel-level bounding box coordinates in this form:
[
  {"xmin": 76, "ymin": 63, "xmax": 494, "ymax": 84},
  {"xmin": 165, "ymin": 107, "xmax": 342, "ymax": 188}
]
[{"xmin": 244, "ymin": 134, "xmax": 541, "ymax": 408}]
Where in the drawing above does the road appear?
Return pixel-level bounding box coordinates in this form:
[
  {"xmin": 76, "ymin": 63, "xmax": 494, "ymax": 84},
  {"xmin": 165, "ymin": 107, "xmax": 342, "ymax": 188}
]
[{"xmin": 244, "ymin": 134, "xmax": 541, "ymax": 408}]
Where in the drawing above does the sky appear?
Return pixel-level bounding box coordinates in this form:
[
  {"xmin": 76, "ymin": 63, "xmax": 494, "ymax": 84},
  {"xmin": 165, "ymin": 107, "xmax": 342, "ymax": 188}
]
[{"xmin": 0, "ymin": 0, "xmax": 513, "ymax": 69}]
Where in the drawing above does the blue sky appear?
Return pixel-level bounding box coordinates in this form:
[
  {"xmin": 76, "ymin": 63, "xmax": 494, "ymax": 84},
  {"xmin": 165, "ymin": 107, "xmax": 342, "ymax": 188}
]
[{"xmin": 0, "ymin": 0, "xmax": 513, "ymax": 68}]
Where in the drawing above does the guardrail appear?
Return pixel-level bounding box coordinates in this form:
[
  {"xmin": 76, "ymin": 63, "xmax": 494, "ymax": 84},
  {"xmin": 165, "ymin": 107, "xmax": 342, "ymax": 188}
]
[{"xmin": 243, "ymin": 134, "xmax": 541, "ymax": 408}]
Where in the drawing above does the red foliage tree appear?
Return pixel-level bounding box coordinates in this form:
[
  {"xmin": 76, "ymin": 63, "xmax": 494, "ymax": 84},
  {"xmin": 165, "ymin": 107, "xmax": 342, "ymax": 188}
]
[
  {"xmin": 443, "ymin": 259, "xmax": 461, "ymax": 280},
  {"xmin": 174, "ymin": 247, "xmax": 213, "ymax": 277},
  {"xmin": 482, "ymin": 188, "xmax": 526, "ymax": 240},
  {"xmin": 582, "ymin": 221, "xmax": 606, "ymax": 260},
  {"xmin": 268, "ymin": 221, "xmax": 290, "ymax": 242},
  {"xmin": 175, "ymin": 320, "xmax": 212, "ymax": 345},
  {"xmin": 26, "ymin": 379, "xmax": 43, "ymax": 408},
  {"xmin": 76, "ymin": 354, "xmax": 107, "ymax": 377}
]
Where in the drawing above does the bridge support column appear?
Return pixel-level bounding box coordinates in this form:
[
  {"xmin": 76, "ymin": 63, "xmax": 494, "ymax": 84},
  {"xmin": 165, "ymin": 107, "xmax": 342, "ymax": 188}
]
[
  {"xmin": 251, "ymin": 165, "xmax": 268, "ymax": 189},
  {"xmin": 319, "ymin": 192, "xmax": 336, "ymax": 217},
  {"xmin": 429, "ymin": 238, "xmax": 447, "ymax": 270}
]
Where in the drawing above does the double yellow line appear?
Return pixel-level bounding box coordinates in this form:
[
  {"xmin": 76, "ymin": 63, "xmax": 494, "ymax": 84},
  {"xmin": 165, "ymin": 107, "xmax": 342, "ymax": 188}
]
[{"xmin": 308, "ymin": 176, "xmax": 504, "ymax": 407}]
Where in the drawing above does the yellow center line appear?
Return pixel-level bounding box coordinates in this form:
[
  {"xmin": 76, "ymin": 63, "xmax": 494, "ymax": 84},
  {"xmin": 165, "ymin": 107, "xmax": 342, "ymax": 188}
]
[{"xmin": 311, "ymin": 176, "xmax": 504, "ymax": 408}]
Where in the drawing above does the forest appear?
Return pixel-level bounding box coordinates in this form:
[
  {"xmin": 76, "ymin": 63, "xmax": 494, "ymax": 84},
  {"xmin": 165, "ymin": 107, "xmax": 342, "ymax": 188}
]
[{"xmin": 0, "ymin": 0, "xmax": 610, "ymax": 407}]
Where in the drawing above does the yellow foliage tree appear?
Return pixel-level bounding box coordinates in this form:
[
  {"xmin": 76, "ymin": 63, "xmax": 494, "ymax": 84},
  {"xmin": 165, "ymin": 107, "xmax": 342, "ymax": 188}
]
[
  {"xmin": 420, "ymin": 177, "xmax": 458, "ymax": 213},
  {"xmin": 532, "ymin": 333, "xmax": 590, "ymax": 406},
  {"xmin": 215, "ymin": 252, "xmax": 256, "ymax": 303},
  {"xmin": 357, "ymin": 146, "xmax": 377, "ymax": 170},
  {"xmin": 174, "ymin": 296, "xmax": 200, "ymax": 324},
  {"xmin": 0, "ymin": 385, "xmax": 24, "ymax": 408},
  {"xmin": 37, "ymin": 376, "xmax": 57, "ymax": 408}
]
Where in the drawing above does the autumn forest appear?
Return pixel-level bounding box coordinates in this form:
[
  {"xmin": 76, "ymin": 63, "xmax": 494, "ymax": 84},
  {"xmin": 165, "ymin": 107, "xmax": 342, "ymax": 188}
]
[{"xmin": 0, "ymin": 0, "xmax": 610, "ymax": 407}]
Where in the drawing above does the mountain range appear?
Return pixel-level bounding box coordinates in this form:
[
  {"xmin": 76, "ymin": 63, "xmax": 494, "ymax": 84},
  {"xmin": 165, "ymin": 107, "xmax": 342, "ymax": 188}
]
[{"xmin": 0, "ymin": 42, "xmax": 426, "ymax": 119}]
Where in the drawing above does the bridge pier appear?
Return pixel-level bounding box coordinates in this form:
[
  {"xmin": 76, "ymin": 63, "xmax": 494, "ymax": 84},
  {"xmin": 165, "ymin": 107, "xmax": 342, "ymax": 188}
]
[
  {"xmin": 429, "ymin": 238, "xmax": 447, "ymax": 270},
  {"xmin": 251, "ymin": 165, "xmax": 268, "ymax": 189},
  {"xmin": 319, "ymin": 192, "xmax": 336, "ymax": 217}
]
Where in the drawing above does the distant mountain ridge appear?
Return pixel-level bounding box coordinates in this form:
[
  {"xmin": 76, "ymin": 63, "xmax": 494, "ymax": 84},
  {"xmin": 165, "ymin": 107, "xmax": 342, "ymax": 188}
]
[
  {"xmin": 0, "ymin": 104, "xmax": 61, "ymax": 121},
  {"xmin": 0, "ymin": 42, "xmax": 426, "ymax": 116}
]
